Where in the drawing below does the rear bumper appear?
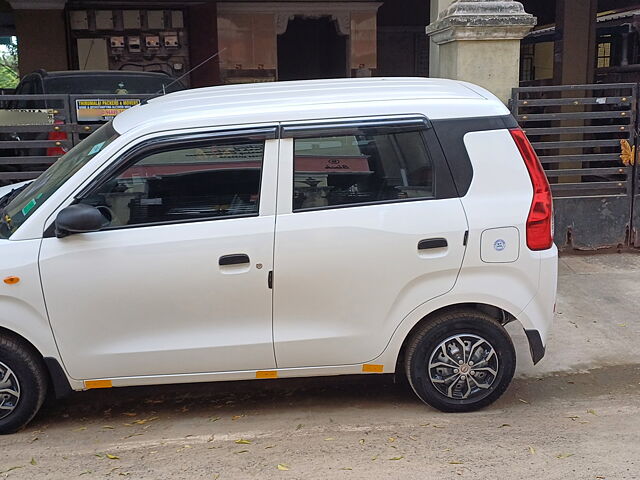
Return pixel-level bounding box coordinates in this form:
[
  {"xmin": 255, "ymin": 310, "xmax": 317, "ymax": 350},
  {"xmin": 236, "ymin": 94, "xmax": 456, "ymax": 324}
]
[{"xmin": 518, "ymin": 245, "xmax": 558, "ymax": 363}]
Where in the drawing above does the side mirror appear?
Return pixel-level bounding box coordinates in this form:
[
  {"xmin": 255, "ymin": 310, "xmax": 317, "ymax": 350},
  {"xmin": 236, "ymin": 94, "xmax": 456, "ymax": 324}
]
[{"xmin": 55, "ymin": 204, "xmax": 110, "ymax": 238}]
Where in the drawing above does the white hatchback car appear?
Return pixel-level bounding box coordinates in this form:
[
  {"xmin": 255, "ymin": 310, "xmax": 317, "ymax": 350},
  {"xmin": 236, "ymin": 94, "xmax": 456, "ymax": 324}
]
[{"xmin": 0, "ymin": 78, "xmax": 557, "ymax": 433}]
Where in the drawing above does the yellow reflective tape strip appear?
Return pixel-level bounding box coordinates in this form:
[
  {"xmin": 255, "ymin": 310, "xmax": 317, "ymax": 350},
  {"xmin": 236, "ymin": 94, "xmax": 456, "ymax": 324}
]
[
  {"xmin": 256, "ymin": 370, "xmax": 278, "ymax": 379},
  {"xmin": 85, "ymin": 379, "xmax": 113, "ymax": 389},
  {"xmin": 362, "ymin": 364, "xmax": 384, "ymax": 373}
]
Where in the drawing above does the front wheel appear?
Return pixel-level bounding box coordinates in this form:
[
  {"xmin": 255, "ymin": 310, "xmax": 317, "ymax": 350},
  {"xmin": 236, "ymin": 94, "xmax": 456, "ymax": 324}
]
[
  {"xmin": 405, "ymin": 310, "xmax": 516, "ymax": 412},
  {"xmin": 0, "ymin": 335, "xmax": 47, "ymax": 434}
]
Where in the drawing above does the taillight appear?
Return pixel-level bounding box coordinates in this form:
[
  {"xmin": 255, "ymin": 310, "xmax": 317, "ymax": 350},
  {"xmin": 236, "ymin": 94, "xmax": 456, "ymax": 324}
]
[
  {"xmin": 46, "ymin": 120, "xmax": 68, "ymax": 157},
  {"xmin": 509, "ymin": 128, "xmax": 553, "ymax": 251}
]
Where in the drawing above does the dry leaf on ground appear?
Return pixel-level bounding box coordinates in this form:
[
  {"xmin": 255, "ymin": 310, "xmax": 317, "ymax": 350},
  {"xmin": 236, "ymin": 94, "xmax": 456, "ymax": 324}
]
[{"xmin": 556, "ymin": 453, "xmax": 574, "ymax": 459}]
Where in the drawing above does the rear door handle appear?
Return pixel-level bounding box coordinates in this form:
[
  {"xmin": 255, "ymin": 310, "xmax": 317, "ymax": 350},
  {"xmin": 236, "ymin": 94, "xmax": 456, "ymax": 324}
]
[
  {"xmin": 418, "ymin": 238, "xmax": 448, "ymax": 250},
  {"xmin": 219, "ymin": 254, "xmax": 250, "ymax": 266}
]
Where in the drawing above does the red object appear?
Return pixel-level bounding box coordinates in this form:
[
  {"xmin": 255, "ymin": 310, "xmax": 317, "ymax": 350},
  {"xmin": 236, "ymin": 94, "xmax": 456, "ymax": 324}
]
[
  {"xmin": 46, "ymin": 120, "xmax": 68, "ymax": 157},
  {"xmin": 509, "ymin": 128, "xmax": 553, "ymax": 251}
]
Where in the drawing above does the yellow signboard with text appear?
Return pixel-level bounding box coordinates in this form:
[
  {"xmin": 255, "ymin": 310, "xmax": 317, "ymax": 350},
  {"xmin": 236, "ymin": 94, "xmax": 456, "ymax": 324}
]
[{"xmin": 75, "ymin": 98, "xmax": 141, "ymax": 122}]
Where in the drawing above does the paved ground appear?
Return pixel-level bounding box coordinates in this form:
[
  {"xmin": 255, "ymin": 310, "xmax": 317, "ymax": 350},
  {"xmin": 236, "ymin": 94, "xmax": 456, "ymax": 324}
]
[{"xmin": 2, "ymin": 254, "xmax": 640, "ymax": 479}]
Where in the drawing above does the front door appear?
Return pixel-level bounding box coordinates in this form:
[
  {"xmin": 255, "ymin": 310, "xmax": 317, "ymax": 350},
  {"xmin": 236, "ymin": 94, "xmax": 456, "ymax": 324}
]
[
  {"xmin": 39, "ymin": 129, "xmax": 278, "ymax": 380},
  {"xmin": 273, "ymin": 118, "xmax": 468, "ymax": 368}
]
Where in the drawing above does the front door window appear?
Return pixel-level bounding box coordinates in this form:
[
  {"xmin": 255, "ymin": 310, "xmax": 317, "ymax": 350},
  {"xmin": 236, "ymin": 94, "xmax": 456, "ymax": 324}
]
[{"xmin": 78, "ymin": 139, "xmax": 264, "ymax": 228}]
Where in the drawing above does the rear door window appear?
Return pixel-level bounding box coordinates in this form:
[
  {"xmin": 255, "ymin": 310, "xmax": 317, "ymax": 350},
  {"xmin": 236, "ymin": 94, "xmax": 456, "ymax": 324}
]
[{"xmin": 290, "ymin": 122, "xmax": 436, "ymax": 211}]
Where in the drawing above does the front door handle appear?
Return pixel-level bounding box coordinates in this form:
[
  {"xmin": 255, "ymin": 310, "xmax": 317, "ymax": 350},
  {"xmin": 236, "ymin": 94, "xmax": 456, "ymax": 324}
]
[
  {"xmin": 219, "ymin": 254, "xmax": 250, "ymax": 266},
  {"xmin": 418, "ymin": 238, "xmax": 448, "ymax": 250}
]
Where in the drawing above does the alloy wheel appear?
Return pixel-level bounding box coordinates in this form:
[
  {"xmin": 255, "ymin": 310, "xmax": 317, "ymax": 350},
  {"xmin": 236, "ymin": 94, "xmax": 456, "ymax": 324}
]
[
  {"xmin": 428, "ymin": 334, "xmax": 499, "ymax": 400},
  {"xmin": 0, "ymin": 361, "xmax": 20, "ymax": 420}
]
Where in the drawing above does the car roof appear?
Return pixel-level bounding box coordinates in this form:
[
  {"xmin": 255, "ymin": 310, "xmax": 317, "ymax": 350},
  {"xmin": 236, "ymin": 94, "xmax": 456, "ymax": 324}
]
[{"xmin": 113, "ymin": 77, "xmax": 510, "ymax": 134}]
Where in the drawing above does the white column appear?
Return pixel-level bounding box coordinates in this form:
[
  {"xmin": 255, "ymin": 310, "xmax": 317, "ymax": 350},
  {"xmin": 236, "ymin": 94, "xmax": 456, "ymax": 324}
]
[
  {"xmin": 429, "ymin": 0, "xmax": 454, "ymax": 77},
  {"xmin": 426, "ymin": 0, "xmax": 536, "ymax": 103}
]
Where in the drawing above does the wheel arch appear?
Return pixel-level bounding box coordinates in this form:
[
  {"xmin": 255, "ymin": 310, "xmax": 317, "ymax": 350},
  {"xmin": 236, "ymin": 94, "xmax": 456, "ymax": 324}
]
[
  {"xmin": 0, "ymin": 326, "xmax": 72, "ymax": 399},
  {"xmin": 393, "ymin": 302, "xmax": 518, "ymax": 375}
]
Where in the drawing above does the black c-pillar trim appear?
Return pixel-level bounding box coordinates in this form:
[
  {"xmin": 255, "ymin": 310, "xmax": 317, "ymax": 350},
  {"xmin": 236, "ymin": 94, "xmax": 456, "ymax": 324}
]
[{"xmin": 431, "ymin": 114, "xmax": 518, "ymax": 197}]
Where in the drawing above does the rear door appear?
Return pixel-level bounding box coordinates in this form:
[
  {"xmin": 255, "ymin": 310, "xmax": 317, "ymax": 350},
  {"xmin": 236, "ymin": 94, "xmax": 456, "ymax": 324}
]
[{"xmin": 272, "ymin": 117, "xmax": 468, "ymax": 368}]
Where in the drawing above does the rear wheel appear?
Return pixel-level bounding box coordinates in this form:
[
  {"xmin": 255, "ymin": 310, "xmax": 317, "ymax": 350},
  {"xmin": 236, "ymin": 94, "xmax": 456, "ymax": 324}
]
[
  {"xmin": 0, "ymin": 335, "xmax": 47, "ymax": 434},
  {"xmin": 405, "ymin": 310, "xmax": 515, "ymax": 412}
]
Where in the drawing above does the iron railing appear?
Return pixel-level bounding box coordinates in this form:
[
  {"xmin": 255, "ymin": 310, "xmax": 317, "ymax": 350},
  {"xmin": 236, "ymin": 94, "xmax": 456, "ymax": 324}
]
[{"xmin": 511, "ymin": 83, "xmax": 637, "ymax": 250}]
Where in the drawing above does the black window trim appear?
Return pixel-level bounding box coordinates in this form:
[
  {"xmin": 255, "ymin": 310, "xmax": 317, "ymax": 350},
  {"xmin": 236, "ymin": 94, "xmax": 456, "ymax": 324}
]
[
  {"xmin": 285, "ymin": 116, "xmax": 452, "ymax": 213},
  {"xmin": 44, "ymin": 126, "xmax": 277, "ymax": 237},
  {"xmin": 282, "ymin": 116, "xmax": 432, "ymax": 139}
]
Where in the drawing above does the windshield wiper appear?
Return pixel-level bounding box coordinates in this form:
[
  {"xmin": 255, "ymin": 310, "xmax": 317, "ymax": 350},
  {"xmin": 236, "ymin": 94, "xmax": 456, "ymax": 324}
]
[
  {"xmin": 0, "ymin": 183, "xmax": 30, "ymax": 236},
  {"xmin": 0, "ymin": 183, "xmax": 29, "ymax": 209},
  {"xmin": 0, "ymin": 183, "xmax": 31, "ymax": 208}
]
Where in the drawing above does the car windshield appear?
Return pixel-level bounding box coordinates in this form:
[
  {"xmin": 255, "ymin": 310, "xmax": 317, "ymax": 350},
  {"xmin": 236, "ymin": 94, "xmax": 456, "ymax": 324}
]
[
  {"xmin": 0, "ymin": 122, "xmax": 119, "ymax": 239},
  {"xmin": 45, "ymin": 75, "xmax": 183, "ymax": 94}
]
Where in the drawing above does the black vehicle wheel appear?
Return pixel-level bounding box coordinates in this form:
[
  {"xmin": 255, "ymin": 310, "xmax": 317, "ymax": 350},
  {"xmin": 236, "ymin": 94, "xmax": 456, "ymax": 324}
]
[
  {"xmin": 0, "ymin": 335, "xmax": 47, "ymax": 434},
  {"xmin": 405, "ymin": 309, "xmax": 515, "ymax": 412}
]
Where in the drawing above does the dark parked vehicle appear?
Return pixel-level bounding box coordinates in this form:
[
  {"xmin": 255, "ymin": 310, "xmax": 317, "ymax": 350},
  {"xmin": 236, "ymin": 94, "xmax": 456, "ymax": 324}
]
[{"xmin": 12, "ymin": 69, "xmax": 184, "ymax": 98}]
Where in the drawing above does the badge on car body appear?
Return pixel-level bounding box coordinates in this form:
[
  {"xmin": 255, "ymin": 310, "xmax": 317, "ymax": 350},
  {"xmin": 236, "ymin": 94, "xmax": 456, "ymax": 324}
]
[{"xmin": 493, "ymin": 239, "xmax": 506, "ymax": 251}]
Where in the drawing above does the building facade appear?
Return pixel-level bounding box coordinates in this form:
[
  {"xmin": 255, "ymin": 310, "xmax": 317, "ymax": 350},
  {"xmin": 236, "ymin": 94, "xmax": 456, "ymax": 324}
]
[
  {"xmin": 6, "ymin": 0, "xmax": 430, "ymax": 88},
  {"xmin": 2, "ymin": 1, "xmax": 640, "ymax": 97},
  {"xmin": 520, "ymin": 0, "xmax": 640, "ymax": 86}
]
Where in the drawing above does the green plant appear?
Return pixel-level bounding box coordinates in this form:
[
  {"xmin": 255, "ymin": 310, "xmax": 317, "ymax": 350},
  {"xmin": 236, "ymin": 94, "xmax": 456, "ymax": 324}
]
[{"xmin": 0, "ymin": 37, "xmax": 19, "ymax": 89}]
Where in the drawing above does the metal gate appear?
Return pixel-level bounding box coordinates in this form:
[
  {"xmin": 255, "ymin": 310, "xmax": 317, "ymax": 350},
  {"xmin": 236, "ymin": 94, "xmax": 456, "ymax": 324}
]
[
  {"xmin": 511, "ymin": 83, "xmax": 638, "ymax": 250},
  {"xmin": 0, "ymin": 93, "xmax": 151, "ymax": 186}
]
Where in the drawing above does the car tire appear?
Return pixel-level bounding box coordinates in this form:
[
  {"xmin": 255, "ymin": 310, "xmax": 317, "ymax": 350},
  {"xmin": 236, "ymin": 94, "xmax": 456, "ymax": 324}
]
[
  {"xmin": 0, "ymin": 335, "xmax": 47, "ymax": 434},
  {"xmin": 405, "ymin": 309, "xmax": 516, "ymax": 412}
]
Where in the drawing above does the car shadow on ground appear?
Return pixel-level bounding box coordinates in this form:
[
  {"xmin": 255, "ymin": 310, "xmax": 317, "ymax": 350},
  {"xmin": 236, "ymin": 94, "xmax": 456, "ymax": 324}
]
[
  {"xmin": 26, "ymin": 364, "xmax": 640, "ymax": 433},
  {"xmin": 33, "ymin": 375, "xmax": 416, "ymax": 429}
]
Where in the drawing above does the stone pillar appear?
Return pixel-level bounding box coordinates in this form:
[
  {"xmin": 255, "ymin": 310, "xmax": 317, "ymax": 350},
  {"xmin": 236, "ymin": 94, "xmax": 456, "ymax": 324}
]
[
  {"xmin": 553, "ymin": 0, "xmax": 597, "ymax": 84},
  {"xmin": 429, "ymin": 0, "xmax": 454, "ymax": 77},
  {"xmin": 10, "ymin": 0, "xmax": 69, "ymax": 75},
  {"xmin": 426, "ymin": 0, "xmax": 536, "ymax": 103}
]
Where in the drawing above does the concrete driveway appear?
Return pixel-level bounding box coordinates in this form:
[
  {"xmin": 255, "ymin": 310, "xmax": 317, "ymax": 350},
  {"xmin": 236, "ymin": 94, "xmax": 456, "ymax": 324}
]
[{"xmin": 1, "ymin": 254, "xmax": 639, "ymax": 479}]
